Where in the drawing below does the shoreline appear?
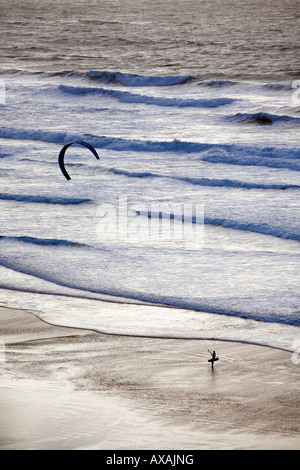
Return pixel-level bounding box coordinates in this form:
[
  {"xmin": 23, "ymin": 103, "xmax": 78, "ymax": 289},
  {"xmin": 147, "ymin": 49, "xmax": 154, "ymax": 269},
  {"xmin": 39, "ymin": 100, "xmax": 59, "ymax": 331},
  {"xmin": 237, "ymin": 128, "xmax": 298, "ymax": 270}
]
[{"xmin": 0, "ymin": 305, "xmax": 300, "ymax": 450}]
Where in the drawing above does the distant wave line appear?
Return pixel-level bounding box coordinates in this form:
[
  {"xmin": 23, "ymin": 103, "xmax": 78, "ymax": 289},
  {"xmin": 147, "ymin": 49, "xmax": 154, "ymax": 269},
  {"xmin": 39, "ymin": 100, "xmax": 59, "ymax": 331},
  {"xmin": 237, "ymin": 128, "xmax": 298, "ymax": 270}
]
[
  {"xmin": 0, "ymin": 127, "xmax": 299, "ymax": 172},
  {"xmin": 202, "ymin": 154, "xmax": 300, "ymax": 171},
  {"xmin": 0, "ymin": 193, "xmax": 91, "ymax": 205},
  {"xmin": 227, "ymin": 111, "xmax": 300, "ymax": 126},
  {"xmin": 107, "ymin": 167, "xmax": 300, "ymax": 190},
  {"xmin": 0, "ymin": 68, "xmax": 194, "ymax": 86},
  {"xmin": 0, "ymin": 68, "xmax": 294, "ymax": 93},
  {"xmin": 86, "ymin": 70, "xmax": 194, "ymax": 86},
  {"xmin": 58, "ymin": 84, "xmax": 236, "ymax": 108},
  {"xmin": 0, "ymin": 235, "xmax": 89, "ymax": 248},
  {"xmin": 135, "ymin": 210, "xmax": 300, "ymax": 242}
]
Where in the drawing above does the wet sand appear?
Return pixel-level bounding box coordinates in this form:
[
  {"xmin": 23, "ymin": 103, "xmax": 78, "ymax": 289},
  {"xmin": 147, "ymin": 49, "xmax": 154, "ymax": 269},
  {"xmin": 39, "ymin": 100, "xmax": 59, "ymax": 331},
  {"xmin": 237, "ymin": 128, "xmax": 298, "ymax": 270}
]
[{"xmin": 0, "ymin": 306, "xmax": 299, "ymax": 450}]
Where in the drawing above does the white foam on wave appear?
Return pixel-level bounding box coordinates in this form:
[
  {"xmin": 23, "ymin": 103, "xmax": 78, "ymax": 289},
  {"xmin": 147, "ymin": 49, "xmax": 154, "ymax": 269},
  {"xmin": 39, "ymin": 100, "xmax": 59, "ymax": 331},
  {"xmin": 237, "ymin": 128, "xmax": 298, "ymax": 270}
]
[
  {"xmin": 0, "ymin": 126, "xmax": 299, "ymax": 162},
  {"xmin": 0, "ymin": 231, "xmax": 299, "ymax": 327},
  {"xmin": 0, "ymin": 280, "xmax": 298, "ymax": 352},
  {"xmin": 0, "ymin": 71, "xmax": 299, "ymax": 349},
  {"xmin": 227, "ymin": 111, "xmax": 300, "ymax": 126},
  {"xmin": 87, "ymin": 70, "xmax": 193, "ymax": 87},
  {"xmin": 59, "ymin": 84, "xmax": 236, "ymax": 108}
]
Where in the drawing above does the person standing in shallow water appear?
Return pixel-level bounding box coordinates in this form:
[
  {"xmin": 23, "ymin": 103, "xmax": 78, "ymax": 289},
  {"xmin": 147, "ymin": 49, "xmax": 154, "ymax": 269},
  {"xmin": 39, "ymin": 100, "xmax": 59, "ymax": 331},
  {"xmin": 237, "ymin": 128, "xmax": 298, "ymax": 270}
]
[{"xmin": 208, "ymin": 350, "xmax": 219, "ymax": 367}]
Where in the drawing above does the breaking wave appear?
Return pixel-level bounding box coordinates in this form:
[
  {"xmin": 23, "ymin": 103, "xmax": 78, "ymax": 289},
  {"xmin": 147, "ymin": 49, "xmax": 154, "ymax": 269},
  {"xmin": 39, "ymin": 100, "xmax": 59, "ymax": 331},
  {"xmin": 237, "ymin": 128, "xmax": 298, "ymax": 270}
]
[
  {"xmin": 87, "ymin": 70, "xmax": 194, "ymax": 86},
  {"xmin": 227, "ymin": 111, "xmax": 300, "ymax": 126},
  {"xmin": 107, "ymin": 167, "xmax": 300, "ymax": 190},
  {"xmin": 59, "ymin": 84, "xmax": 236, "ymax": 108},
  {"xmin": 136, "ymin": 210, "xmax": 300, "ymax": 242},
  {"xmin": 0, "ymin": 127, "xmax": 299, "ymax": 171},
  {"xmin": 0, "ymin": 68, "xmax": 195, "ymax": 86}
]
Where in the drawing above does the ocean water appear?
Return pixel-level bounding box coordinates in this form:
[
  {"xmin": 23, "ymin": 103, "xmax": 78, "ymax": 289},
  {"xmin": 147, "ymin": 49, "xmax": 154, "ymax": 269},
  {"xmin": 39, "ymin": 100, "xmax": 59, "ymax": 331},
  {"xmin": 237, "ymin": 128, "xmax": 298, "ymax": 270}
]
[{"xmin": 0, "ymin": 0, "xmax": 299, "ymax": 351}]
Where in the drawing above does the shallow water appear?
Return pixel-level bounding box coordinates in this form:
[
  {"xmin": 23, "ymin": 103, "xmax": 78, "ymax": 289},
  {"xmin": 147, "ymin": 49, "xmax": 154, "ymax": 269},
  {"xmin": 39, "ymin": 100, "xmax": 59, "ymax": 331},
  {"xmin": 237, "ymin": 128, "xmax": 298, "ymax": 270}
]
[{"xmin": 0, "ymin": 0, "xmax": 299, "ymax": 350}]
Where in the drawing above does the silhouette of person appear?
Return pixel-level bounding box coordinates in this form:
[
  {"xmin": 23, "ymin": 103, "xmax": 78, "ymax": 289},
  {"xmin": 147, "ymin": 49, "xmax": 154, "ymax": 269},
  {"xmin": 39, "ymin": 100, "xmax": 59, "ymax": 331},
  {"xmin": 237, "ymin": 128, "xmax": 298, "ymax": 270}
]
[{"xmin": 208, "ymin": 350, "xmax": 219, "ymax": 367}]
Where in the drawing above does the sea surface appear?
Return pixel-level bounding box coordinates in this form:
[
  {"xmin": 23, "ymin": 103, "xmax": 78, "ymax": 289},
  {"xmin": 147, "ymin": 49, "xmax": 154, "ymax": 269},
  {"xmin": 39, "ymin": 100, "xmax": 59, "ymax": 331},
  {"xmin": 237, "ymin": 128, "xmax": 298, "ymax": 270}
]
[{"xmin": 0, "ymin": 0, "xmax": 299, "ymax": 351}]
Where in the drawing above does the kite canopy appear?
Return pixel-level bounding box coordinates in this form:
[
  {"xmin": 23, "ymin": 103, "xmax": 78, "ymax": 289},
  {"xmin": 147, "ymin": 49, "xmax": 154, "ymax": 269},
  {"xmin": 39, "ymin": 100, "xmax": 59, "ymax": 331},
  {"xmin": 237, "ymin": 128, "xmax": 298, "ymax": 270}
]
[{"xmin": 58, "ymin": 141, "xmax": 100, "ymax": 180}]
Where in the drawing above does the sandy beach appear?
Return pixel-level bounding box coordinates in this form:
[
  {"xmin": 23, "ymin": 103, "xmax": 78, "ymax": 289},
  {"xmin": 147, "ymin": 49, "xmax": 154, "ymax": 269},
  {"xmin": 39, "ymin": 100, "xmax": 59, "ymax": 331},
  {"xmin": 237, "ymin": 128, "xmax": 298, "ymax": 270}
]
[{"xmin": 0, "ymin": 305, "xmax": 299, "ymax": 450}]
